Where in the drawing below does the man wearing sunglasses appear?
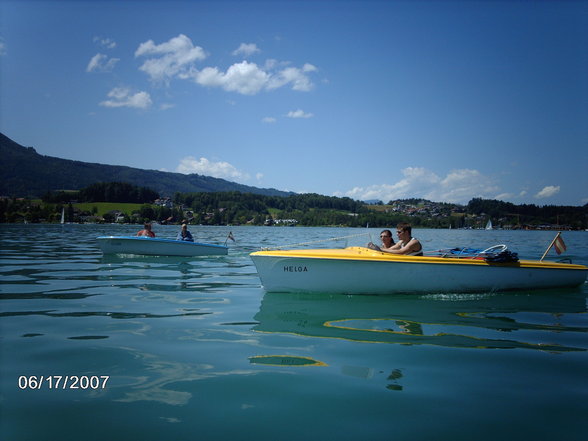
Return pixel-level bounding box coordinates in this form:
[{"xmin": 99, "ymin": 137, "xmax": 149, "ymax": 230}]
[
  {"xmin": 368, "ymin": 223, "xmax": 423, "ymax": 256},
  {"xmin": 388, "ymin": 223, "xmax": 423, "ymax": 256}
]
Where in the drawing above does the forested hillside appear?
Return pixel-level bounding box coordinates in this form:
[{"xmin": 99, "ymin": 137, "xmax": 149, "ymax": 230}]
[
  {"xmin": 2, "ymin": 184, "xmax": 587, "ymax": 228},
  {"xmin": 43, "ymin": 182, "xmax": 159, "ymax": 204},
  {"xmin": 0, "ymin": 133, "xmax": 292, "ymax": 198}
]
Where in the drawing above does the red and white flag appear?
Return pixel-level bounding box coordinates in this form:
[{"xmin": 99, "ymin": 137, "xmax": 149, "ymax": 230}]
[{"xmin": 554, "ymin": 234, "xmax": 567, "ymax": 254}]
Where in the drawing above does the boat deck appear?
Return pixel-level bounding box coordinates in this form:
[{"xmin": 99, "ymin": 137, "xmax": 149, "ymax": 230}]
[{"xmin": 251, "ymin": 246, "xmax": 586, "ymax": 271}]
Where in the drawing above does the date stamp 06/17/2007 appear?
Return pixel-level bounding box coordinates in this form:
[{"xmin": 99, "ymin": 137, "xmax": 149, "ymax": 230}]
[{"xmin": 17, "ymin": 375, "xmax": 110, "ymax": 390}]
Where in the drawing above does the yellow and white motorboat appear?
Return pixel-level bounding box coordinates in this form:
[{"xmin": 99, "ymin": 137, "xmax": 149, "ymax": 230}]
[{"xmin": 250, "ymin": 246, "xmax": 587, "ymax": 294}]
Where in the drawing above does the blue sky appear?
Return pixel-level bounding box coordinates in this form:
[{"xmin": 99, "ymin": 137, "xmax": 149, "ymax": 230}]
[{"xmin": 1, "ymin": 0, "xmax": 587, "ymax": 206}]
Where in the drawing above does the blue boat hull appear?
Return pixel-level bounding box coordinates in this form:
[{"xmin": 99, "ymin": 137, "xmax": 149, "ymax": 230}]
[{"xmin": 97, "ymin": 236, "xmax": 228, "ymax": 256}]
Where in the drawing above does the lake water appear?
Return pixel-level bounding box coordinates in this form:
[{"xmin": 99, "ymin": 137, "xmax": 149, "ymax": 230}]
[{"xmin": 1, "ymin": 224, "xmax": 587, "ymax": 441}]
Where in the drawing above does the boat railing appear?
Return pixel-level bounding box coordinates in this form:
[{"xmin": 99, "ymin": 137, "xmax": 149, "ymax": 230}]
[{"xmin": 261, "ymin": 232, "xmax": 371, "ymax": 251}]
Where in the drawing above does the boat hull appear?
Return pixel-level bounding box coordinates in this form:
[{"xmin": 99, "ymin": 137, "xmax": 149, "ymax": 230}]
[
  {"xmin": 97, "ymin": 236, "xmax": 228, "ymax": 256},
  {"xmin": 250, "ymin": 247, "xmax": 587, "ymax": 294}
]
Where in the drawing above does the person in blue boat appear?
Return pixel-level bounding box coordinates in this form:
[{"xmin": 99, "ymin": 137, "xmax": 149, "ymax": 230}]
[
  {"xmin": 176, "ymin": 223, "xmax": 194, "ymax": 242},
  {"xmin": 137, "ymin": 222, "xmax": 155, "ymax": 237}
]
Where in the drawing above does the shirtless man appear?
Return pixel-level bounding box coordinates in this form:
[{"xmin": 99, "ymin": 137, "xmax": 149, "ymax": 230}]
[
  {"xmin": 387, "ymin": 222, "xmax": 423, "ymax": 256},
  {"xmin": 137, "ymin": 222, "xmax": 155, "ymax": 238}
]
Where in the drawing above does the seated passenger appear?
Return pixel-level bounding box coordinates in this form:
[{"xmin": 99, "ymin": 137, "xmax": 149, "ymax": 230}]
[
  {"xmin": 176, "ymin": 223, "xmax": 194, "ymax": 242},
  {"xmin": 137, "ymin": 222, "xmax": 155, "ymax": 238},
  {"xmin": 384, "ymin": 223, "xmax": 423, "ymax": 256},
  {"xmin": 367, "ymin": 229, "xmax": 395, "ymax": 252}
]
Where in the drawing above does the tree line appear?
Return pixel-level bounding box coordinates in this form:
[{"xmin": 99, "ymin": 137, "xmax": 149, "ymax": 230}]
[
  {"xmin": 465, "ymin": 198, "xmax": 587, "ymax": 229},
  {"xmin": 1, "ymin": 183, "xmax": 586, "ymax": 229}
]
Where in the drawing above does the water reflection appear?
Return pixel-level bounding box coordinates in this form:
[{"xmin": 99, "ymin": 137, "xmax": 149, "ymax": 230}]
[
  {"xmin": 249, "ymin": 355, "xmax": 327, "ymax": 367},
  {"xmin": 253, "ymin": 291, "xmax": 588, "ymax": 352}
]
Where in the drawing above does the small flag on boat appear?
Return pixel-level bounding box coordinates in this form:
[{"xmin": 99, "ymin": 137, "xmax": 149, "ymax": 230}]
[
  {"xmin": 224, "ymin": 231, "xmax": 236, "ymax": 246},
  {"xmin": 554, "ymin": 234, "xmax": 567, "ymax": 254},
  {"xmin": 540, "ymin": 232, "xmax": 567, "ymax": 261}
]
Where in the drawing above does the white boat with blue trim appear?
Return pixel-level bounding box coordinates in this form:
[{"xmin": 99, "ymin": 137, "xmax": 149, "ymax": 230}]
[
  {"xmin": 250, "ymin": 246, "xmax": 587, "ymax": 294},
  {"xmin": 97, "ymin": 236, "xmax": 228, "ymax": 256}
]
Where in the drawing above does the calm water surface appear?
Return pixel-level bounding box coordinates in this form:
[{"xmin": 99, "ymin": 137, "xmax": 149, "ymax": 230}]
[{"xmin": 1, "ymin": 224, "xmax": 587, "ymax": 441}]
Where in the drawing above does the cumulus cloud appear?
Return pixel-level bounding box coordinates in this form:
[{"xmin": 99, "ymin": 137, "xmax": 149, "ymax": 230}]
[
  {"xmin": 436, "ymin": 169, "xmax": 499, "ymax": 203},
  {"xmin": 135, "ymin": 34, "xmax": 207, "ymax": 83},
  {"xmin": 86, "ymin": 53, "xmax": 119, "ymax": 72},
  {"xmin": 267, "ymin": 64, "xmax": 317, "ymax": 91},
  {"xmin": 194, "ymin": 61, "xmax": 270, "ymax": 95},
  {"xmin": 134, "ymin": 34, "xmax": 317, "ymax": 94},
  {"xmin": 176, "ymin": 156, "xmax": 250, "ymax": 181},
  {"xmin": 494, "ymin": 190, "xmax": 528, "ymax": 201},
  {"xmin": 94, "ymin": 36, "xmax": 117, "ymax": 49},
  {"xmin": 99, "ymin": 87, "xmax": 152, "ymax": 109},
  {"xmin": 232, "ymin": 43, "xmax": 260, "ymax": 57},
  {"xmin": 286, "ymin": 109, "xmax": 314, "ymax": 118},
  {"xmin": 336, "ymin": 167, "xmax": 499, "ymax": 204},
  {"xmin": 535, "ymin": 185, "xmax": 560, "ymax": 199}
]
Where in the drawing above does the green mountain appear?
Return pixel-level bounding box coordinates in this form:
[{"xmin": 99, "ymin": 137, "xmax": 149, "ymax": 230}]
[{"xmin": 0, "ymin": 133, "xmax": 292, "ymax": 198}]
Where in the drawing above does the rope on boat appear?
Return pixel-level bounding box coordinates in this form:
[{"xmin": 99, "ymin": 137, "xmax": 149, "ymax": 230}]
[
  {"xmin": 423, "ymin": 245, "xmax": 518, "ymax": 263},
  {"xmin": 261, "ymin": 232, "xmax": 371, "ymax": 251}
]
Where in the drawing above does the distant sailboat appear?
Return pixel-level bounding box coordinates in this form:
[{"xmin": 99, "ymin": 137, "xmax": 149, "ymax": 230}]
[
  {"xmin": 61, "ymin": 207, "xmax": 65, "ymax": 224},
  {"xmin": 485, "ymin": 219, "xmax": 493, "ymax": 230}
]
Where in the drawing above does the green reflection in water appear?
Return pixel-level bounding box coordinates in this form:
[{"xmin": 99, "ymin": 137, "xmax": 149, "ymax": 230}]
[{"xmin": 249, "ymin": 355, "xmax": 327, "ymax": 367}]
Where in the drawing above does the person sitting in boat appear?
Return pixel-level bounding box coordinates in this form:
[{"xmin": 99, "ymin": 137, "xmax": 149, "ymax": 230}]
[
  {"xmin": 176, "ymin": 223, "xmax": 194, "ymax": 242},
  {"xmin": 137, "ymin": 222, "xmax": 155, "ymax": 238},
  {"xmin": 367, "ymin": 229, "xmax": 396, "ymax": 252},
  {"xmin": 384, "ymin": 223, "xmax": 423, "ymax": 256}
]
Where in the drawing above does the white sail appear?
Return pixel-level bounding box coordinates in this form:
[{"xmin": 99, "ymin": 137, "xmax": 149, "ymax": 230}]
[
  {"xmin": 61, "ymin": 207, "xmax": 65, "ymax": 224},
  {"xmin": 485, "ymin": 219, "xmax": 493, "ymax": 230}
]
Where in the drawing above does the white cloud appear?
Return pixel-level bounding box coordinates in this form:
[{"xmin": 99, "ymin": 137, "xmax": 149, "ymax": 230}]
[
  {"xmin": 535, "ymin": 185, "xmax": 560, "ymax": 199},
  {"xmin": 94, "ymin": 36, "xmax": 117, "ymax": 49},
  {"xmin": 336, "ymin": 167, "xmax": 499, "ymax": 204},
  {"xmin": 436, "ymin": 169, "xmax": 499, "ymax": 203},
  {"xmin": 494, "ymin": 190, "xmax": 528, "ymax": 201},
  {"xmin": 99, "ymin": 87, "xmax": 152, "ymax": 109},
  {"xmin": 262, "ymin": 117, "xmax": 277, "ymax": 123},
  {"xmin": 267, "ymin": 64, "xmax": 317, "ymax": 91},
  {"xmin": 176, "ymin": 156, "xmax": 250, "ymax": 181},
  {"xmin": 0, "ymin": 38, "xmax": 6, "ymax": 56},
  {"xmin": 194, "ymin": 61, "xmax": 270, "ymax": 95},
  {"xmin": 494, "ymin": 192, "xmax": 514, "ymax": 201},
  {"xmin": 86, "ymin": 53, "xmax": 119, "ymax": 72},
  {"xmin": 232, "ymin": 43, "xmax": 260, "ymax": 57},
  {"xmin": 135, "ymin": 34, "xmax": 207, "ymax": 83},
  {"xmin": 135, "ymin": 35, "xmax": 317, "ymax": 94},
  {"xmin": 286, "ymin": 109, "xmax": 313, "ymax": 118}
]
